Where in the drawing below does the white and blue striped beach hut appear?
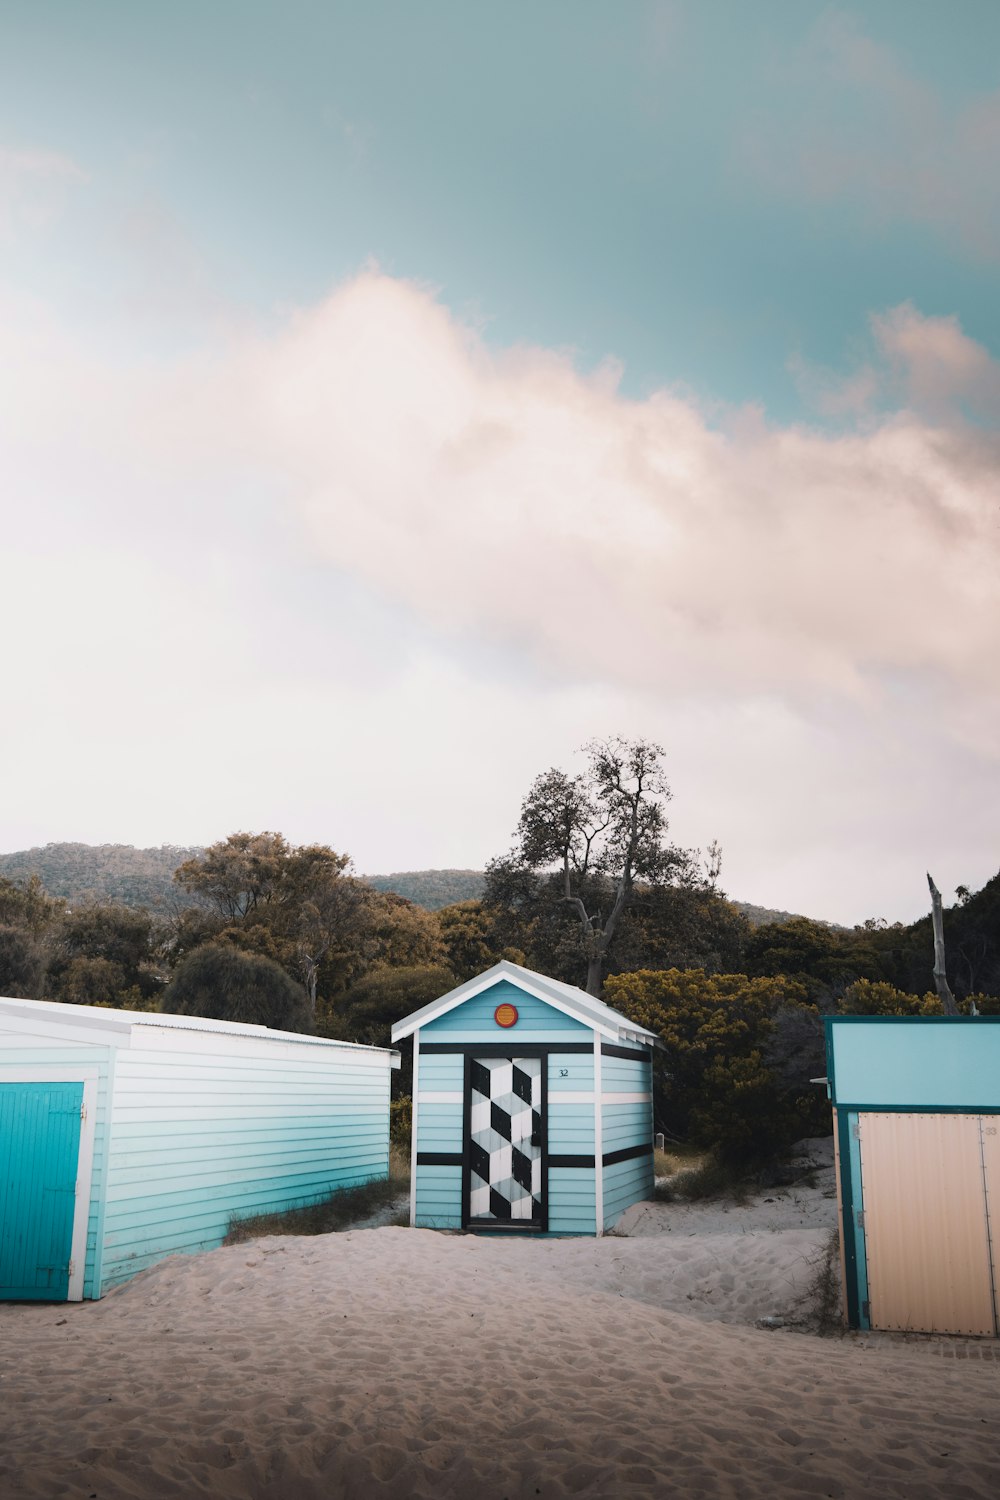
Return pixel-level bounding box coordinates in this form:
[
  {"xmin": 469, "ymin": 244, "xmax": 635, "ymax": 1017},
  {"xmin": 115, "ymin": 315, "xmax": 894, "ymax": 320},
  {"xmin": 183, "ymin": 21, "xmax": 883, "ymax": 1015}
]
[
  {"xmin": 392, "ymin": 960, "xmax": 658, "ymax": 1236},
  {"xmin": 0, "ymin": 996, "xmax": 399, "ymax": 1302}
]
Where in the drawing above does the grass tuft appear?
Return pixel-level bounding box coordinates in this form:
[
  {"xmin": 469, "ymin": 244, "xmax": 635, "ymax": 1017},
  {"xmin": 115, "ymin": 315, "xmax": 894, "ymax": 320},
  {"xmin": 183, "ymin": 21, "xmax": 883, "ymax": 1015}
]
[
  {"xmin": 225, "ymin": 1144, "xmax": 409, "ymax": 1244},
  {"xmin": 653, "ymin": 1157, "xmax": 753, "ymax": 1204},
  {"xmin": 805, "ymin": 1230, "xmax": 845, "ymax": 1336},
  {"xmin": 654, "ymin": 1143, "xmax": 706, "ymax": 1179}
]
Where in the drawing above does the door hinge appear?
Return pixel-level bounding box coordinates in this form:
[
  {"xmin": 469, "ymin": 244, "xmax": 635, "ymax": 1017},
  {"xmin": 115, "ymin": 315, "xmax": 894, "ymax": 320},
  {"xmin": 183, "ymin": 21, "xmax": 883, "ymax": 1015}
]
[
  {"xmin": 852, "ymin": 1122, "xmax": 861, "ymax": 1140},
  {"xmin": 861, "ymin": 1300, "xmax": 870, "ymax": 1322},
  {"xmin": 856, "ymin": 1209, "xmax": 865, "ymax": 1229},
  {"xmin": 80, "ymin": 1102, "xmax": 87, "ymax": 1122},
  {"xmin": 67, "ymin": 1259, "xmax": 75, "ymax": 1279}
]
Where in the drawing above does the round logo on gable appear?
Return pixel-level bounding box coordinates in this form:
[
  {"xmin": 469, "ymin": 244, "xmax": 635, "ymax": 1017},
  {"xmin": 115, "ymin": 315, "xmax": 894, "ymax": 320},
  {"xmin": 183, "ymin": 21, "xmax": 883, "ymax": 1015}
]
[{"xmin": 494, "ymin": 1002, "xmax": 519, "ymax": 1028}]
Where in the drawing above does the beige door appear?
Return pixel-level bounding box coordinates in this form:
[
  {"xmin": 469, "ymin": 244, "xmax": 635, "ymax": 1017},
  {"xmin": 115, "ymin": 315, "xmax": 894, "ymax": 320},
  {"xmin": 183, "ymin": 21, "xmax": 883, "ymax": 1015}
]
[{"xmin": 858, "ymin": 1112, "xmax": 996, "ymax": 1337}]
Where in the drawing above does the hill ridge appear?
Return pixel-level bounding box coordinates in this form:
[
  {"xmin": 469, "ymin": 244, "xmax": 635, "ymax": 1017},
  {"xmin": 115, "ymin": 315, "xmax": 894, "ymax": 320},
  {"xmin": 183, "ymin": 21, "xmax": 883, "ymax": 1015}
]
[{"xmin": 1, "ymin": 842, "xmax": 816, "ymax": 925}]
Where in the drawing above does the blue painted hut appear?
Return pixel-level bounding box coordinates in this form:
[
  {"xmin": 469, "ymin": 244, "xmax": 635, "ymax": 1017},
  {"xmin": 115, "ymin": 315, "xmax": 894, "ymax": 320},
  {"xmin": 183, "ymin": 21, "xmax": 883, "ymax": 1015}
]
[
  {"xmin": 391, "ymin": 960, "xmax": 658, "ymax": 1236},
  {"xmin": 826, "ymin": 1015, "xmax": 1000, "ymax": 1337},
  {"xmin": 0, "ymin": 996, "xmax": 399, "ymax": 1302}
]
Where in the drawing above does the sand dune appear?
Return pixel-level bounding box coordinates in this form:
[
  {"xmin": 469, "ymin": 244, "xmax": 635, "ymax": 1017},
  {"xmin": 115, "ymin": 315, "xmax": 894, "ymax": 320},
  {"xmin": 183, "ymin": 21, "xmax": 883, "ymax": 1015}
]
[{"xmin": 1, "ymin": 1217, "xmax": 998, "ymax": 1500}]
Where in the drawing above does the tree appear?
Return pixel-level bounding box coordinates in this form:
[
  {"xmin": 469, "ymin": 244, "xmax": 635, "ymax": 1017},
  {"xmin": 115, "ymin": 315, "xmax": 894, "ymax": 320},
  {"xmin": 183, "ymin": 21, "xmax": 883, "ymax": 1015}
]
[
  {"xmin": 485, "ymin": 737, "xmax": 707, "ymax": 995},
  {"xmin": 0, "ymin": 874, "xmax": 62, "ymax": 937},
  {"xmin": 438, "ymin": 899, "xmax": 524, "ymax": 983},
  {"xmin": 743, "ymin": 916, "xmax": 882, "ymax": 1001},
  {"xmin": 57, "ymin": 956, "xmax": 129, "ymax": 1007},
  {"xmin": 323, "ymin": 962, "xmax": 455, "ymax": 1050},
  {"xmin": 365, "ymin": 891, "xmax": 446, "ymax": 969},
  {"xmin": 173, "ymin": 833, "xmax": 366, "ymax": 1016},
  {"xmin": 161, "ymin": 943, "xmax": 312, "ymax": 1032},
  {"xmin": 47, "ymin": 902, "xmax": 165, "ymax": 1008},
  {"xmin": 0, "ymin": 875, "xmax": 63, "ymax": 997},
  {"xmin": 605, "ymin": 884, "xmax": 749, "ymax": 978},
  {"xmin": 604, "ymin": 967, "xmax": 826, "ymax": 1164},
  {"xmin": 173, "ymin": 832, "xmax": 295, "ymax": 920},
  {"xmin": 839, "ymin": 979, "xmax": 939, "ymax": 1016},
  {"xmin": 0, "ymin": 925, "xmax": 47, "ymax": 998}
]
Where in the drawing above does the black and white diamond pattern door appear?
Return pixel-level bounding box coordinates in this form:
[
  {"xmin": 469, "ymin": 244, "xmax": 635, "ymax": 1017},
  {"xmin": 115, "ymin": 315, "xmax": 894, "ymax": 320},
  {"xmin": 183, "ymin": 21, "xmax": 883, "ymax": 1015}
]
[{"xmin": 468, "ymin": 1056, "xmax": 542, "ymax": 1226}]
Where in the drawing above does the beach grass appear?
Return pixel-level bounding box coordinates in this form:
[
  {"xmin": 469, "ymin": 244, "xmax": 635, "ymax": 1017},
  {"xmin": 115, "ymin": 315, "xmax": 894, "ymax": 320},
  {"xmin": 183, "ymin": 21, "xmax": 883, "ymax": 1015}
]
[
  {"xmin": 224, "ymin": 1144, "xmax": 410, "ymax": 1243},
  {"xmin": 654, "ymin": 1142, "xmax": 706, "ymax": 1178},
  {"xmin": 653, "ymin": 1155, "xmax": 753, "ymax": 1204}
]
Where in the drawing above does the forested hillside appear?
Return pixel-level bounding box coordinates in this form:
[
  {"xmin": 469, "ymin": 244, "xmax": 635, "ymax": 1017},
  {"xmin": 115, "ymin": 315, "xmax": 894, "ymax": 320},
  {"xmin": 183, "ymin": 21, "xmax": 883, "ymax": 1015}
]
[
  {"xmin": 0, "ymin": 843, "xmax": 204, "ymax": 909},
  {"xmin": 0, "ymin": 845, "xmax": 819, "ymax": 926},
  {"xmin": 365, "ymin": 869, "xmax": 484, "ymax": 910}
]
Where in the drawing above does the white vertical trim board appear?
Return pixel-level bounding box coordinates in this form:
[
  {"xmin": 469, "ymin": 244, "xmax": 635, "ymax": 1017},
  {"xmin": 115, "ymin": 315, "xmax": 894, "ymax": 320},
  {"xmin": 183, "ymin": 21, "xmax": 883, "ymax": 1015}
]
[
  {"xmin": 409, "ymin": 1032, "xmax": 420, "ymax": 1228},
  {"xmin": 593, "ymin": 1034, "xmax": 604, "ymax": 1236},
  {"xmin": 649, "ymin": 1063, "xmax": 656, "ymax": 1183},
  {"xmin": 69, "ymin": 1078, "xmax": 98, "ymax": 1301},
  {"xmin": 0, "ymin": 1066, "xmax": 100, "ymax": 1302}
]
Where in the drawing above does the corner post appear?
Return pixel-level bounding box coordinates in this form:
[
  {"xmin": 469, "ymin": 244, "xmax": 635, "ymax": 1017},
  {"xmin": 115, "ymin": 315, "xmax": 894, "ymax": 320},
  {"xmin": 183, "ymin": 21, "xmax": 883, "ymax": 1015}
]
[
  {"xmin": 409, "ymin": 1030, "xmax": 420, "ymax": 1229},
  {"xmin": 594, "ymin": 1032, "xmax": 604, "ymax": 1235}
]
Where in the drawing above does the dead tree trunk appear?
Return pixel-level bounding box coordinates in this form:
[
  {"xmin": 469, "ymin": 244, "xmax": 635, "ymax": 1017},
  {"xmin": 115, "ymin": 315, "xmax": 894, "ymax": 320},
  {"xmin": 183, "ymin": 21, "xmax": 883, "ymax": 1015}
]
[{"xmin": 926, "ymin": 872, "xmax": 959, "ymax": 1015}]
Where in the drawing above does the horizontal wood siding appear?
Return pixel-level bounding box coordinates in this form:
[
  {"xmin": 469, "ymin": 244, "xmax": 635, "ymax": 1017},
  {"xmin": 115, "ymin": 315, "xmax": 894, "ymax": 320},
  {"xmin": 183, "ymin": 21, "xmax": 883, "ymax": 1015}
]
[
  {"xmin": 601, "ymin": 1100, "xmax": 651, "ymax": 1154},
  {"xmin": 414, "ymin": 1164, "xmax": 462, "ymax": 1228},
  {"xmin": 603, "ymin": 1154, "xmax": 654, "ymax": 1230},
  {"xmin": 417, "ymin": 1053, "xmax": 464, "ymax": 1092},
  {"xmin": 548, "ymin": 1103, "xmax": 596, "ymax": 1154},
  {"xmin": 0, "ymin": 1031, "xmax": 113, "ymax": 1300},
  {"xmin": 421, "ymin": 980, "xmax": 590, "ymax": 1042},
  {"xmin": 548, "ymin": 1166, "xmax": 597, "ymax": 1235},
  {"xmin": 103, "ymin": 1043, "xmax": 390, "ymax": 1289},
  {"xmin": 601, "ymin": 1055, "xmax": 651, "ymax": 1092},
  {"xmin": 416, "ymin": 1101, "xmax": 463, "ymax": 1154},
  {"xmin": 547, "ymin": 1053, "xmax": 594, "ymax": 1092}
]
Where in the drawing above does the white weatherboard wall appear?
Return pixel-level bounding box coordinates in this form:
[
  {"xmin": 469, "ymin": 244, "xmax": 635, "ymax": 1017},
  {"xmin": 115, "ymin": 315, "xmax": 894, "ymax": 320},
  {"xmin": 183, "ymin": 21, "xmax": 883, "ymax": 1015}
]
[
  {"xmin": 394, "ymin": 961, "xmax": 657, "ymax": 1237},
  {"xmin": 1, "ymin": 998, "xmax": 398, "ymax": 1299},
  {"xmin": 102, "ymin": 1029, "xmax": 392, "ymax": 1289}
]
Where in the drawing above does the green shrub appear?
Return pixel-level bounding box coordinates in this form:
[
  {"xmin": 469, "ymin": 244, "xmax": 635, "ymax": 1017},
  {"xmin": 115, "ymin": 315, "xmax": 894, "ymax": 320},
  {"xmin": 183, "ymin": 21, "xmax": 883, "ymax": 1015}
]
[
  {"xmin": 390, "ymin": 1094, "xmax": 412, "ymax": 1150},
  {"xmin": 162, "ymin": 942, "xmax": 312, "ymax": 1031},
  {"xmin": 605, "ymin": 967, "xmax": 827, "ymax": 1167}
]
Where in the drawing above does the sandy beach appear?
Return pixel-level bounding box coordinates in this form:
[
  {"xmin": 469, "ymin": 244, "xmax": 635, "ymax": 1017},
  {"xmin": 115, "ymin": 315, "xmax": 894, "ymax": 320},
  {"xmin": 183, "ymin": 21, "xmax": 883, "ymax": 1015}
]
[{"xmin": 1, "ymin": 1172, "xmax": 997, "ymax": 1500}]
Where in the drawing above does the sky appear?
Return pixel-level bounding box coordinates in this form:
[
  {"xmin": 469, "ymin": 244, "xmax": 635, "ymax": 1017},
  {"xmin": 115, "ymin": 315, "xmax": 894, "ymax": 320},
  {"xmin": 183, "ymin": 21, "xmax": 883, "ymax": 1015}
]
[{"xmin": 1, "ymin": 1, "xmax": 998, "ymax": 925}]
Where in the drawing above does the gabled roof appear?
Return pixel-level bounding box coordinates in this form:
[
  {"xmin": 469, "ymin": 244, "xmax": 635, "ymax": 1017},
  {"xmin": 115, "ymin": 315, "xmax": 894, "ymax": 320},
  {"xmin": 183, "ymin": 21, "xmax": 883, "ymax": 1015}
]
[{"xmin": 390, "ymin": 960, "xmax": 659, "ymax": 1047}]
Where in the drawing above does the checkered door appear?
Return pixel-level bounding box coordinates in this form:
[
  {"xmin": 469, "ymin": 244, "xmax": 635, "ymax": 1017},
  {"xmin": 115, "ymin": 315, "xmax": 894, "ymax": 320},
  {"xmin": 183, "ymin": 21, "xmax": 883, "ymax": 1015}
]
[{"xmin": 467, "ymin": 1057, "xmax": 543, "ymax": 1224}]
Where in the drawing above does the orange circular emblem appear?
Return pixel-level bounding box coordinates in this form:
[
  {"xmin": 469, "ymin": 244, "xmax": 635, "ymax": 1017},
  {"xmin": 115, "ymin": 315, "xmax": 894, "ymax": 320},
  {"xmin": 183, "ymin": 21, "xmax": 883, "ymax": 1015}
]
[{"xmin": 494, "ymin": 1002, "xmax": 519, "ymax": 1028}]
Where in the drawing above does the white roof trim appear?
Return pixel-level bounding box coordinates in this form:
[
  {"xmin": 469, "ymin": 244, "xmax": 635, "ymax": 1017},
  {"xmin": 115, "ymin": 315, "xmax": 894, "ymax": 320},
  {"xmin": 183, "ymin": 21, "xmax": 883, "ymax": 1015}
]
[
  {"xmin": 390, "ymin": 960, "xmax": 659, "ymax": 1047},
  {"xmin": 0, "ymin": 997, "xmax": 134, "ymax": 1042},
  {"xmin": 0, "ymin": 996, "xmax": 399, "ymax": 1061}
]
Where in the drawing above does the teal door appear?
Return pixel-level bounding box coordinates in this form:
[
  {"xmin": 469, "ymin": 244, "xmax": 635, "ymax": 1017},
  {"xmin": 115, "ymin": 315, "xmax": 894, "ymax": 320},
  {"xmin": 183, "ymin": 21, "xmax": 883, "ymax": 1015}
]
[{"xmin": 1, "ymin": 1082, "xmax": 84, "ymax": 1301}]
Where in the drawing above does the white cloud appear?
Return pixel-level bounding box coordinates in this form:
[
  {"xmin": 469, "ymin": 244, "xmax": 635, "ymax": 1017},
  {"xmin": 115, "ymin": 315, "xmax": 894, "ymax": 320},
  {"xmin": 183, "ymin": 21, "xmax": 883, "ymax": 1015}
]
[
  {"xmin": 1, "ymin": 270, "xmax": 998, "ymax": 923},
  {"xmin": 252, "ymin": 274, "xmax": 1000, "ymax": 724}
]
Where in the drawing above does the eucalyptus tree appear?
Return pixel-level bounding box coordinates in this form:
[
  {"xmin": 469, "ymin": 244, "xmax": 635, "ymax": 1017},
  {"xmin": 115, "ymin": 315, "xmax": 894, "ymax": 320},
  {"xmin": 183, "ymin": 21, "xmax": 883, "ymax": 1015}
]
[{"xmin": 485, "ymin": 737, "xmax": 714, "ymax": 996}]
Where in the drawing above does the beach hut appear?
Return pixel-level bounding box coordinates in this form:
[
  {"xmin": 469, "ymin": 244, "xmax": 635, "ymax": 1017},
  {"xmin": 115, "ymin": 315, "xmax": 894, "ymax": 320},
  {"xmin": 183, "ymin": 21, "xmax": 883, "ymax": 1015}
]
[
  {"xmin": 826, "ymin": 1015, "xmax": 1000, "ymax": 1337},
  {"xmin": 0, "ymin": 995, "xmax": 399, "ymax": 1302},
  {"xmin": 391, "ymin": 960, "xmax": 658, "ymax": 1236}
]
